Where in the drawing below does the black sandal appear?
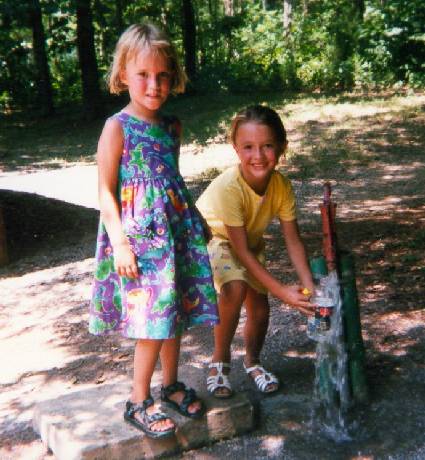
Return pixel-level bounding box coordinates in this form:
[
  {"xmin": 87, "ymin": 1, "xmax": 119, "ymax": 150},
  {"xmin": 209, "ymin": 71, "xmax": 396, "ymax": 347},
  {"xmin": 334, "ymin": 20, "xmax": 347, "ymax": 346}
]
[
  {"xmin": 123, "ymin": 397, "xmax": 176, "ymax": 439},
  {"xmin": 160, "ymin": 381, "xmax": 205, "ymax": 419}
]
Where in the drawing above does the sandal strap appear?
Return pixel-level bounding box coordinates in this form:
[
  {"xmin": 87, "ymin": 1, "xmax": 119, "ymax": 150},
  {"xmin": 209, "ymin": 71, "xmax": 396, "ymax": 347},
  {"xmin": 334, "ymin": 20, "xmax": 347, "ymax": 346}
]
[
  {"xmin": 126, "ymin": 397, "xmax": 154, "ymax": 417},
  {"xmin": 243, "ymin": 364, "xmax": 279, "ymax": 392},
  {"xmin": 144, "ymin": 410, "xmax": 169, "ymax": 425},
  {"xmin": 207, "ymin": 374, "xmax": 232, "ymax": 391},
  {"xmin": 161, "ymin": 380, "xmax": 186, "ymax": 398},
  {"xmin": 207, "ymin": 362, "xmax": 232, "ymax": 394},
  {"xmin": 253, "ymin": 372, "xmax": 279, "ymax": 391},
  {"xmin": 244, "ymin": 364, "xmax": 267, "ymax": 374},
  {"xmin": 208, "ymin": 362, "xmax": 231, "ymax": 372},
  {"xmin": 181, "ymin": 388, "xmax": 197, "ymax": 410},
  {"xmin": 126, "ymin": 398, "xmax": 170, "ymax": 426},
  {"xmin": 161, "ymin": 381, "xmax": 199, "ymax": 413}
]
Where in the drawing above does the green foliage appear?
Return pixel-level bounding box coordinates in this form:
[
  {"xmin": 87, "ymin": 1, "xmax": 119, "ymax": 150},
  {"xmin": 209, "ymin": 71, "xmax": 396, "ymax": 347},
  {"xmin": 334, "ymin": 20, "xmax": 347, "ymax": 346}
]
[
  {"xmin": 356, "ymin": 0, "xmax": 425, "ymax": 86},
  {"xmin": 0, "ymin": 3, "xmax": 35, "ymax": 109}
]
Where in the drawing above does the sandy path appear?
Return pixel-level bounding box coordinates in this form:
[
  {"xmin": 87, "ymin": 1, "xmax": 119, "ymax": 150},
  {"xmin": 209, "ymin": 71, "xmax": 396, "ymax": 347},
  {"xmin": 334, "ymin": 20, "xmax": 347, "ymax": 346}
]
[{"xmin": 0, "ymin": 144, "xmax": 237, "ymax": 209}]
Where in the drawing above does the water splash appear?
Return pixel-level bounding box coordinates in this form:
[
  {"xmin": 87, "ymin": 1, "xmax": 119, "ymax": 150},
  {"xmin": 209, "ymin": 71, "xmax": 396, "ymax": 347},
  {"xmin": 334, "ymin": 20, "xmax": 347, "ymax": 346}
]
[{"xmin": 308, "ymin": 271, "xmax": 352, "ymax": 442}]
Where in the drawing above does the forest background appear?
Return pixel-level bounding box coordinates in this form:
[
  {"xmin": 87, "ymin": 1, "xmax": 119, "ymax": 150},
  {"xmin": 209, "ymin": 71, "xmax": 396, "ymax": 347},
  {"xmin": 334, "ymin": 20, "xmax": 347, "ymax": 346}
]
[{"xmin": 1, "ymin": 0, "xmax": 425, "ymax": 119}]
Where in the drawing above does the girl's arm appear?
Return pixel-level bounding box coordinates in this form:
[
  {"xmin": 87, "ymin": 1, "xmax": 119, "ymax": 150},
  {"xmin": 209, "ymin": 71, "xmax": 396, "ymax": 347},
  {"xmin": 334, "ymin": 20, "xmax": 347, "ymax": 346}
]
[
  {"xmin": 279, "ymin": 219, "xmax": 315, "ymax": 293},
  {"xmin": 225, "ymin": 225, "xmax": 314, "ymax": 316},
  {"xmin": 172, "ymin": 117, "xmax": 212, "ymax": 242},
  {"xmin": 97, "ymin": 118, "xmax": 138, "ymax": 279}
]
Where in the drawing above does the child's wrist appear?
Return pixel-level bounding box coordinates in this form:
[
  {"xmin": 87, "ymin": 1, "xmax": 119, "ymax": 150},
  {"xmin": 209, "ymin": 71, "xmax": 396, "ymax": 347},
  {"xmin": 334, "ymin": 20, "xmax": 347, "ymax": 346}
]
[{"xmin": 111, "ymin": 238, "xmax": 129, "ymax": 248}]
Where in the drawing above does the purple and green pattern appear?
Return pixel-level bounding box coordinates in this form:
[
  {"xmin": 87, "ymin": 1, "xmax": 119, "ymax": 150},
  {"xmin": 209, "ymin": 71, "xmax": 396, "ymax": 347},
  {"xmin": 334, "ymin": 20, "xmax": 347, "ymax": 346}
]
[{"xmin": 89, "ymin": 112, "xmax": 219, "ymax": 339}]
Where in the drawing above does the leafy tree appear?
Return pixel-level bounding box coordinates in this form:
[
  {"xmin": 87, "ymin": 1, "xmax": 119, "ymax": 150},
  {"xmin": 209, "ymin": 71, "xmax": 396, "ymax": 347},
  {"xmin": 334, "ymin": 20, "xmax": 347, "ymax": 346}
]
[
  {"xmin": 1, "ymin": 0, "xmax": 424, "ymax": 113},
  {"xmin": 0, "ymin": 2, "xmax": 35, "ymax": 109}
]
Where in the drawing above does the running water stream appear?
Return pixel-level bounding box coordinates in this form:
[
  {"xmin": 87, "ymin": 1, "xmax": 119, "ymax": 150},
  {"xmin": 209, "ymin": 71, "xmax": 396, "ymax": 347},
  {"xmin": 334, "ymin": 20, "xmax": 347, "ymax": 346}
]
[{"xmin": 307, "ymin": 271, "xmax": 352, "ymax": 442}]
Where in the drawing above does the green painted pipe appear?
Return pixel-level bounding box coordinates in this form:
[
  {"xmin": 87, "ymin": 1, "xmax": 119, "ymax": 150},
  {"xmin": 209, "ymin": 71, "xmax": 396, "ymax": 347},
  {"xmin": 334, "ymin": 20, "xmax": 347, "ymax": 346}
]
[
  {"xmin": 309, "ymin": 254, "xmax": 369, "ymax": 405},
  {"xmin": 338, "ymin": 252, "xmax": 369, "ymax": 404},
  {"xmin": 309, "ymin": 256, "xmax": 328, "ymax": 280},
  {"xmin": 309, "ymin": 256, "xmax": 338, "ymax": 403}
]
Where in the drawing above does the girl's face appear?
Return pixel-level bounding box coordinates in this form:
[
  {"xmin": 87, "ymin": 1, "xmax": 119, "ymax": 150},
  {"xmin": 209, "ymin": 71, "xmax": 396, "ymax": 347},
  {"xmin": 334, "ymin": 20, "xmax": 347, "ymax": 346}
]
[
  {"xmin": 233, "ymin": 121, "xmax": 284, "ymax": 194},
  {"xmin": 120, "ymin": 48, "xmax": 172, "ymax": 121}
]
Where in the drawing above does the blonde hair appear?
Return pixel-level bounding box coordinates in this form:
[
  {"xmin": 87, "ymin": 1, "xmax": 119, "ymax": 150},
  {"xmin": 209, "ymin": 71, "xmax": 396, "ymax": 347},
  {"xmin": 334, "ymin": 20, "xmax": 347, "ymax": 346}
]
[{"xmin": 108, "ymin": 23, "xmax": 187, "ymax": 95}]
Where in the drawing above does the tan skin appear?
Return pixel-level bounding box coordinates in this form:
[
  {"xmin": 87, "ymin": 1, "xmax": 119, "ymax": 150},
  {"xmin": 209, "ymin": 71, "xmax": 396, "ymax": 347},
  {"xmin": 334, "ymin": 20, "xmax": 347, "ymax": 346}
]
[
  {"xmin": 209, "ymin": 121, "xmax": 315, "ymax": 396},
  {"xmin": 97, "ymin": 50, "xmax": 200, "ymax": 433}
]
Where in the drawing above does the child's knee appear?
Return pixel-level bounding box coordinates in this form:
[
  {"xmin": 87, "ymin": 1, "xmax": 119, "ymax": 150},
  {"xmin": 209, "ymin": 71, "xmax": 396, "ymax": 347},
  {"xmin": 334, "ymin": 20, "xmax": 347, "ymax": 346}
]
[
  {"xmin": 247, "ymin": 290, "xmax": 270, "ymax": 317},
  {"xmin": 220, "ymin": 280, "xmax": 248, "ymax": 306}
]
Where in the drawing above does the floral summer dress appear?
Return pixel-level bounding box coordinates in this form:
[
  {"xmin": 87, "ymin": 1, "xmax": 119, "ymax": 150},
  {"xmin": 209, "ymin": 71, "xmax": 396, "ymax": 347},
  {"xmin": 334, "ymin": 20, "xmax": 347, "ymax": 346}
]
[{"xmin": 89, "ymin": 112, "xmax": 219, "ymax": 339}]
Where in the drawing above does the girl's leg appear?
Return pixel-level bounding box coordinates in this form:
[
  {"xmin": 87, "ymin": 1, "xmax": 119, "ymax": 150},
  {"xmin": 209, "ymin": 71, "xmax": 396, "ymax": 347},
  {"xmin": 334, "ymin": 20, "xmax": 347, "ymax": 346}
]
[
  {"xmin": 213, "ymin": 280, "xmax": 247, "ymax": 362},
  {"xmin": 243, "ymin": 288, "xmax": 278, "ymax": 392},
  {"xmin": 209, "ymin": 280, "xmax": 247, "ymax": 396},
  {"xmin": 160, "ymin": 336, "xmax": 201, "ymax": 414},
  {"xmin": 132, "ymin": 339, "xmax": 175, "ymax": 432},
  {"xmin": 243, "ymin": 288, "xmax": 270, "ymax": 365}
]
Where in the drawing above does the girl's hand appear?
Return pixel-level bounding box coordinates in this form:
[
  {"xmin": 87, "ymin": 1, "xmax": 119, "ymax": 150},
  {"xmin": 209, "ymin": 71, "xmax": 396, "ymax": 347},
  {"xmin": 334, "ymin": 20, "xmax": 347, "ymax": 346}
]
[
  {"xmin": 278, "ymin": 284, "xmax": 316, "ymax": 316},
  {"xmin": 113, "ymin": 240, "xmax": 139, "ymax": 279}
]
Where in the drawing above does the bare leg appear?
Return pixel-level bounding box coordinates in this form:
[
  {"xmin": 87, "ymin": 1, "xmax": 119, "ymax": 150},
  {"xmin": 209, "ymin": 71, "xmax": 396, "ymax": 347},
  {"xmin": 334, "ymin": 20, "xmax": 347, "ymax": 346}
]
[
  {"xmin": 243, "ymin": 288, "xmax": 278, "ymax": 392},
  {"xmin": 209, "ymin": 280, "xmax": 247, "ymax": 397},
  {"xmin": 161, "ymin": 337, "xmax": 181, "ymax": 388},
  {"xmin": 132, "ymin": 339, "xmax": 175, "ymax": 432},
  {"xmin": 244, "ymin": 288, "xmax": 270, "ymax": 364},
  {"xmin": 160, "ymin": 336, "xmax": 201, "ymax": 414}
]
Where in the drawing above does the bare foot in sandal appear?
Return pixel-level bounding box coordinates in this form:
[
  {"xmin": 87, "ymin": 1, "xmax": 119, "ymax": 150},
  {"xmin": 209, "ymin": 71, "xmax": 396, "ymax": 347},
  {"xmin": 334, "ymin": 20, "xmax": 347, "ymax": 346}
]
[
  {"xmin": 207, "ymin": 362, "xmax": 233, "ymax": 398},
  {"xmin": 161, "ymin": 381, "xmax": 204, "ymax": 418},
  {"xmin": 243, "ymin": 361, "xmax": 279, "ymax": 394},
  {"xmin": 124, "ymin": 398, "xmax": 175, "ymax": 438}
]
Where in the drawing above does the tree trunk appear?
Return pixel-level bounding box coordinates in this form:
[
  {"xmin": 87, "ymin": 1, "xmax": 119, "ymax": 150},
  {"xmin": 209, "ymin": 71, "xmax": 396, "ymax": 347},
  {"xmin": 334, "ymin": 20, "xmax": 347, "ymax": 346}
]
[
  {"xmin": 223, "ymin": 0, "xmax": 234, "ymax": 16},
  {"xmin": 75, "ymin": 0, "xmax": 103, "ymax": 119},
  {"xmin": 28, "ymin": 0, "xmax": 54, "ymax": 116},
  {"xmin": 283, "ymin": 0, "xmax": 295, "ymax": 32},
  {"xmin": 182, "ymin": 0, "xmax": 197, "ymax": 81}
]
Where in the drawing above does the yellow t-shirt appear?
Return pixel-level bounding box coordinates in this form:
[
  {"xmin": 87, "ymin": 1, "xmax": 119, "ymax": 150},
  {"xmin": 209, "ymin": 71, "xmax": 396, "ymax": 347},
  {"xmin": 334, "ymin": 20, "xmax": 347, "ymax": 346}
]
[{"xmin": 196, "ymin": 165, "xmax": 296, "ymax": 252}]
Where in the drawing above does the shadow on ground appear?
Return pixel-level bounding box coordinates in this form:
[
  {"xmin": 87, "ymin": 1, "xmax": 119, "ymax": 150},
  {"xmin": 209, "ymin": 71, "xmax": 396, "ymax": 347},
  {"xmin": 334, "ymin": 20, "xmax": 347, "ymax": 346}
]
[{"xmin": 0, "ymin": 190, "xmax": 98, "ymax": 277}]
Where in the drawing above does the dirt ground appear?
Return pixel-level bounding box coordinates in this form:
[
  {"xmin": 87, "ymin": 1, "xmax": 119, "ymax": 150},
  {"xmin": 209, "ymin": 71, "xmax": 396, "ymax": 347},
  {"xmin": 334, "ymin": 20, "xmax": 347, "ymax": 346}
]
[{"xmin": 0, "ymin": 92, "xmax": 424, "ymax": 459}]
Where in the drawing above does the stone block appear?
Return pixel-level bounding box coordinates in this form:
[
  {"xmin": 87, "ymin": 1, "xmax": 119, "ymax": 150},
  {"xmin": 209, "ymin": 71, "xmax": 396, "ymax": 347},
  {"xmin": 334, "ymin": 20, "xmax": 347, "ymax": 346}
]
[{"xmin": 33, "ymin": 382, "xmax": 253, "ymax": 460}]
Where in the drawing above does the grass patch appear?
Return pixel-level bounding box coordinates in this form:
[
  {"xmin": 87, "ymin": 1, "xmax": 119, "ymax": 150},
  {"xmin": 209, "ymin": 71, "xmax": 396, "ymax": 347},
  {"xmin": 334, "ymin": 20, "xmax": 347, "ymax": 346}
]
[{"xmin": 1, "ymin": 90, "xmax": 424, "ymax": 174}]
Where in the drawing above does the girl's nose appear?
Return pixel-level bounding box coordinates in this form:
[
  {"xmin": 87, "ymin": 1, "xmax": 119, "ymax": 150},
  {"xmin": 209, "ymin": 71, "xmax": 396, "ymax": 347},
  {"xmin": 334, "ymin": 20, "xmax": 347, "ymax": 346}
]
[
  {"xmin": 148, "ymin": 75, "xmax": 159, "ymax": 89},
  {"xmin": 253, "ymin": 146, "xmax": 263, "ymax": 158}
]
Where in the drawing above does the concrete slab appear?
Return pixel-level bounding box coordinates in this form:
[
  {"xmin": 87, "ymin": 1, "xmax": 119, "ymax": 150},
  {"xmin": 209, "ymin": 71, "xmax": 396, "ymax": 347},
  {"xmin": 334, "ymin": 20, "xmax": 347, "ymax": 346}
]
[{"xmin": 33, "ymin": 382, "xmax": 253, "ymax": 460}]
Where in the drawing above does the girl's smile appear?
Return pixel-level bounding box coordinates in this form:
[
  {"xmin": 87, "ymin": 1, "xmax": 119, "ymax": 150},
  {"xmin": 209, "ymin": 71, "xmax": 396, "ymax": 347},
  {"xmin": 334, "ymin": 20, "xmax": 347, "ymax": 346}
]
[
  {"xmin": 233, "ymin": 122, "xmax": 283, "ymax": 195},
  {"xmin": 120, "ymin": 49, "xmax": 172, "ymax": 122}
]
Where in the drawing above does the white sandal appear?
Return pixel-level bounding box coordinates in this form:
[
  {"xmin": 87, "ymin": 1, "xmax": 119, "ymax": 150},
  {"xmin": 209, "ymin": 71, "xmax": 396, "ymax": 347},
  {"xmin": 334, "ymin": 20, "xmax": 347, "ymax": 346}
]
[
  {"xmin": 207, "ymin": 362, "xmax": 233, "ymax": 399},
  {"xmin": 243, "ymin": 363, "xmax": 279, "ymax": 394}
]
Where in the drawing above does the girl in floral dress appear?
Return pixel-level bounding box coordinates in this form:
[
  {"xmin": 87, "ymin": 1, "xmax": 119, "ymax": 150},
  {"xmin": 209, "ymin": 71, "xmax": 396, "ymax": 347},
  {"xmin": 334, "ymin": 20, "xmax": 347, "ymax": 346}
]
[{"xmin": 89, "ymin": 23, "xmax": 218, "ymax": 438}]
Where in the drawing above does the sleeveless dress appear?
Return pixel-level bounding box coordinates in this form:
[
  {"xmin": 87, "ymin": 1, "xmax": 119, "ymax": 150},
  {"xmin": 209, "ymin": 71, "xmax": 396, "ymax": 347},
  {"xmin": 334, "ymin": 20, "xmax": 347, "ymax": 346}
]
[{"xmin": 89, "ymin": 112, "xmax": 219, "ymax": 339}]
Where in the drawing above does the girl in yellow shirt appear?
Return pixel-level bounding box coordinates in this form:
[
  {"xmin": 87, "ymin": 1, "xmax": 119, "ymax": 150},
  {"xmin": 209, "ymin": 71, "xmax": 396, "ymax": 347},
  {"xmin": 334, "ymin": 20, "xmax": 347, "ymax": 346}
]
[{"xmin": 196, "ymin": 105, "xmax": 315, "ymax": 398}]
